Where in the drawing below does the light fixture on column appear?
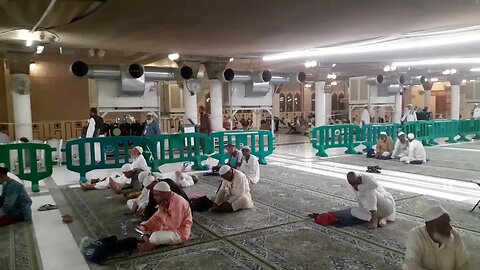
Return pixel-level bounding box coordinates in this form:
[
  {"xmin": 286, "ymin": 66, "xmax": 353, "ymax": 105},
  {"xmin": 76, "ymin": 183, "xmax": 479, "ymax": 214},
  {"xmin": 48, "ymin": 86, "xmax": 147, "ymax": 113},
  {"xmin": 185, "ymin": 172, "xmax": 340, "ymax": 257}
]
[{"xmin": 168, "ymin": 53, "xmax": 180, "ymax": 61}]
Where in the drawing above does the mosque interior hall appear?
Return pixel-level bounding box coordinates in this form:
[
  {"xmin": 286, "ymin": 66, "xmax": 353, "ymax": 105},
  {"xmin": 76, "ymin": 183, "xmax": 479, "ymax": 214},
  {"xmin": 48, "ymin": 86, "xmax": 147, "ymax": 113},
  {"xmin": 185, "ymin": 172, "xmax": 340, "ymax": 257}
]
[{"xmin": 1, "ymin": 1, "xmax": 480, "ymax": 269}]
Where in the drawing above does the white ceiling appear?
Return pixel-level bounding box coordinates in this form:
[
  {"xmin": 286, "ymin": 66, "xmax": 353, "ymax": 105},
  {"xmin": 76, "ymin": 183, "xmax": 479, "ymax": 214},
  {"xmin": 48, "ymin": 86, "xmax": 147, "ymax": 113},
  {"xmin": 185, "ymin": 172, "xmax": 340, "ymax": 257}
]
[{"xmin": 1, "ymin": 0, "xmax": 480, "ymax": 76}]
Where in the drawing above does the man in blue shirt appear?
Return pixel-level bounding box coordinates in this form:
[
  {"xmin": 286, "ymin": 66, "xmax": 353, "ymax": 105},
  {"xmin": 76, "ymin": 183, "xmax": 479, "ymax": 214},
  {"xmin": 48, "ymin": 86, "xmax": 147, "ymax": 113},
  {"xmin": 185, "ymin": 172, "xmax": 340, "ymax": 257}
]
[
  {"xmin": 143, "ymin": 112, "xmax": 161, "ymax": 136},
  {"xmin": 0, "ymin": 167, "xmax": 32, "ymax": 226}
]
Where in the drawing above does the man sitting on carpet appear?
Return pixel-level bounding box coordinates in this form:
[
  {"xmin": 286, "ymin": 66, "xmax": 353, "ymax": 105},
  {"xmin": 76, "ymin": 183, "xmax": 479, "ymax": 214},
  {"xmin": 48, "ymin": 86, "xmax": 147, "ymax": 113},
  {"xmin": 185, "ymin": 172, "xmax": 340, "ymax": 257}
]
[
  {"xmin": 211, "ymin": 144, "xmax": 243, "ymax": 174},
  {"xmin": 142, "ymin": 178, "xmax": 190, "ymax": 221},
  {"xmin": 212, "ymin": 165, "xmax": 254, "ymax": 213},
  {"xmin": 0, "ymin": 167, "xmax": 32, "ymax": 226},
  {"xmin": 375, "ymin": 132, "xmax": 393, "ymax": 159},
  {"xmin": 400, "ymin": 133, "xmax": 427, "ymax": 165},
  {"xmin": 346, "ymin": 171, "xmax": 395, "ymax": 229},
  {"xmin": 131, "ymin": 146, "xmax": 150, "ymax": 172},
  {"xmin": 80, "ymin": 164, "xmax": 142, "ymax": 193},
  {"xmin": 127, "ymin": 175, "xmax": 157, "ymax": 214},
  {"xmin": 137, "ymin": 182, "xmax": 192, "ymax": 252},
  {"xmin": 403, "ymin": 206, "xmax": 470, "ymax": 270},
  {"xmin": 239, "ymin": 146, "xmax": 260, "ymax": 185},
  {"xmin": 391, "ymin": 132, "xmax": 409, "ymax": 159}
]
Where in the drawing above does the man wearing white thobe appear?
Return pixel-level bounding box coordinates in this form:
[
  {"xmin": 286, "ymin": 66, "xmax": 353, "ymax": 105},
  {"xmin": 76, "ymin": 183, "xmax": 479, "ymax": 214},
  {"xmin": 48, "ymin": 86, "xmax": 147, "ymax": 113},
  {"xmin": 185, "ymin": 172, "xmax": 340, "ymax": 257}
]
[
  {"xmin": 403, "ymin": 206, "xmax": 470, "ymax": 270},
  {"xmin": 86, "ymin": 108, "xmax": 105, "ymax": 163},
  {"xmin": 131, "ymin": 146, "xmax": 150, "ymax": 171},
  {"xmin": 239, "ymin": 146, "xmax": 260, "ymax": 185},
  {"xmin": 402, "ymin": 104, "xmax": 418, "ymax": 122},
  {"xmin": 127, "ymin": 175, "xmax": 157, "ymax": 212},
  {"xmin": 400, "ymin": 133, "xmax": 427, "ymax": 164},
  {"xmin": 472, "ymin": 103, "xmax": 480, "ymax": 118},
  {"xmin": 391, "ymin": 132, "xmax": 409, "ymax": 159},
  {"xmin": 347, "ymin": 171, "xmax": 396, "ymax": 229},
  {"xmin": 212, "ymin": 165, "xmax": 254, "ymax": 212},
  {"xmin": 360, "ymin": 106, "xmax": 371, "ymax": 127}
]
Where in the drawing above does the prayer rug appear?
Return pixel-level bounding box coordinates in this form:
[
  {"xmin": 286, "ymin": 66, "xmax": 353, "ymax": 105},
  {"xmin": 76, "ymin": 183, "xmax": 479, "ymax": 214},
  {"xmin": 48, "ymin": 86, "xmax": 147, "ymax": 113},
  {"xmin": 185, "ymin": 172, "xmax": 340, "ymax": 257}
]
[{"xmin": 0, "ymin": 221, "xmax": 40, "ymax": 270}]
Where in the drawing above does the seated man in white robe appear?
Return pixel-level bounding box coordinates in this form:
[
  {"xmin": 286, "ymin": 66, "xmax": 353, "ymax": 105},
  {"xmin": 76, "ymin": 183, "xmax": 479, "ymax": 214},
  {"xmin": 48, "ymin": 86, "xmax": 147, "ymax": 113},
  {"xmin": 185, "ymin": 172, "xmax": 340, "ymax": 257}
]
[
  {"xmin": 239, "ymin": 146, "xmax": 260, "ymax": 185},
  {"xmin": 212, "ymin": 165, "xmax": 254, "ymax": 213},
  {"xmin": 400, "ymin": 133, "xmax": 427, "ymax": 164},
  {"xmin": 154, "ymin": 163, "xmax": 199, "ymax": 188},
  {"xmin": 403, "ymin": 206, "xmax": 470, "ymax": 270},
  {"xmin": 131, "ymin": 146, "xmax": 150, "ymax": 172},
  {"xmin": 391, "ymin": 132, "xmax": 409, "ymax": 159},
  {"xmin": 346, "ymin": 171, "xmax": 396, "ymax": 229},
  {"xmin": 80, "ymin": 163, "xmax": 141, "ymax": 192},
  {"xmin": 127, "ymin": 175, "xmax": 157, "ymax": 214}
]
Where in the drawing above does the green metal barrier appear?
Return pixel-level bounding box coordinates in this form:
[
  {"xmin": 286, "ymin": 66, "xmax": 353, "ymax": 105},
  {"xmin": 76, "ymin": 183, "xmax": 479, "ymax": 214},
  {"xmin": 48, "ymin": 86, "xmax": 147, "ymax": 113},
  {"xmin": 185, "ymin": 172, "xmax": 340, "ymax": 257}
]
[
  {"xmin": 310, "ymin": 124, "xmax": 363, "ymax": 157},
  {"xmin": 458, "ymin": 118, "xmax": 480, "ymax": 141},
  {"xmin": 147, "ymin": 132, "xmax": 211, "ymax": 172},
  {"xmin": 361, "ymin": 123, "xmax": 402, "ymax": 151},
  {"xmin": 209, "ymin": 130, "xmax": 275, "ymax": 165},
  {"xmin": 428, "ymin": 120, "xmax": 458, "ymax": 144},
  {"xmin": 0, "ymin": 143, "xmax": 53, "ymax": 192},
  {"xmin": 401, "ymin": 121, "xmax": 434, "ymax": 146},
  {"xmin": 64, "ymin": 136, "xmax": 155, "ymax": 182}
]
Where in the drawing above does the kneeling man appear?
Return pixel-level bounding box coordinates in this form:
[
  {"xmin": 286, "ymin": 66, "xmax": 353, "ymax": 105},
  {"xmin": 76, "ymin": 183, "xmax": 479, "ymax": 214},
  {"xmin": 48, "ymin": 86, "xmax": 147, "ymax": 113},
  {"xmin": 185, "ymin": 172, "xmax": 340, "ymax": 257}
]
[
  {"xmin": 403, "ymin": 206, "xmax": 470, "ymax": 270},
  {"xmin": 137, "ymin": 182, "xmax": 192, "ymax": 252},
  {"xmin": 212, "ymin": 165, "xmax": 254, "ymax": 212},
  {"xmin": 347, "ymin": 171, "xmax": 395, "ymax": 229}
]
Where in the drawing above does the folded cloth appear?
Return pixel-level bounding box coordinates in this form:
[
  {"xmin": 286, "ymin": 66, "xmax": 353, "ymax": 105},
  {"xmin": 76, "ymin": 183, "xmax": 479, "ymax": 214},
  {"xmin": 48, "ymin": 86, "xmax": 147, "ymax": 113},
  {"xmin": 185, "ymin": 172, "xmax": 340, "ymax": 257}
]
[{"xmin": 332, "ymin": 209, "xmax": 368, "ymax": 228}]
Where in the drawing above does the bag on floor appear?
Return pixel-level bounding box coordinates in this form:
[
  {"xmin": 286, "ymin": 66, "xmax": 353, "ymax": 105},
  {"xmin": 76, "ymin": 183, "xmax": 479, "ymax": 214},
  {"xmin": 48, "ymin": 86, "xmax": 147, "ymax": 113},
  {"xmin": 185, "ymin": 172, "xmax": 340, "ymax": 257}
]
[
  {"xmin": 313, "ymin": 212, "xmax": 337, "ymax": 226},
  {"xmin": 366, "ymin": 149, "xmax": 375, "ymax": 158},
  {"xmin": 191, "ymin": 195, "xmax": 214, "ymax": 212}
]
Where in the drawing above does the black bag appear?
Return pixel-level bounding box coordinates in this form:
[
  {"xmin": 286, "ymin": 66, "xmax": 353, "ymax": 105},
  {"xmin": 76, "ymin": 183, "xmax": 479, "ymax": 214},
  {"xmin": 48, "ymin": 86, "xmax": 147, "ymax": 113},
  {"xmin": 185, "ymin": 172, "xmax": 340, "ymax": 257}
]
[
  {"xmin": 366, "ymin": 149, "xmax": 375, "ymax": 158},
  {"xmin": 84, "ymin": 236, "xmax": 139, "ymax": 264},
  {"xmin": 191, "ymin": 196, "xmax": 214, "ymax": 212}
]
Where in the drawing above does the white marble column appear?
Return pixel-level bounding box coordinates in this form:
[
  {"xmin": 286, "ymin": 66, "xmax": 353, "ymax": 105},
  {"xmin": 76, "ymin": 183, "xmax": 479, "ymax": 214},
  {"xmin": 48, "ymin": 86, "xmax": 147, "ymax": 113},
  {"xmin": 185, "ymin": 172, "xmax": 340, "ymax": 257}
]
[
  {"xmin": 272, "ymin": 92, "xmax": 280, "ymax": 117},
  {"xmin": 424, "ymin": 89, "xmax": 431, "ymax": 110},
  {"xmin": 314, "ymin": 81, "xmax": 326, "ymax": 126},
  {"xmin": 183, "ymin": 84, "xmax": 198, "ymax": 124},
  {"xmin": 209, "ymin": 80, "xmax": 223, "ymax": 131},
  {"xmin": 451, "ymin": 85, "xmax": 460, "ymax": 120},
  {"xmin": 11, "ymin": 74, "xmax": 33, "ymax": 140},
  {"xmin": 394, "ymin": 92, "xmax": 402, "ymax": 123}
]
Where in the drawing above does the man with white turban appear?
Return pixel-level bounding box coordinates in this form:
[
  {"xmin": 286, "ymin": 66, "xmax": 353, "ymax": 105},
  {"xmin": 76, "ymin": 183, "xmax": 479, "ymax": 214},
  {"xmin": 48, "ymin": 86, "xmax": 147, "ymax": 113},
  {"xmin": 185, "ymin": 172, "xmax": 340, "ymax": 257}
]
[
  {"xmin": 402, "ymin": 104, "xmax": 418, "ymax": 122},
  {"xmin": 212, "ymin": 165, "xmax": 254, "ymax": 212},
  {"xmin": 137, "ymin": 182, "xmax": 192, "ymax": 252},
  {"xmin": 403, "ymin": 206, "xmax": 470, "ymax": 270},
  {"xmin": 375, "ymin": 131, "xmax": 394, "ymax": 159},
  {"xmin": 239, "ymin": 146, "xmax": 260, "ymax": 185},
  {"xmin": 127, "ymin": 175, "xmax": 157, "ymax": 213},
  {"xmin": 346, "ymin": 171, "xmax": 396, "ymax": 229},
  {"xmin": 473, "ymin": 103, "xmax": 480, "ymax": 118},
  {"xmin": 391, "ymin": 132, "xmax": 409, "ymax": 159},
  {"xmin": 131, "ymin": 146, "xmax": 150, "ymax": 172},
  {"xmin": 400, "ymin": 133, "xmax": 427, "ymax": 164}
]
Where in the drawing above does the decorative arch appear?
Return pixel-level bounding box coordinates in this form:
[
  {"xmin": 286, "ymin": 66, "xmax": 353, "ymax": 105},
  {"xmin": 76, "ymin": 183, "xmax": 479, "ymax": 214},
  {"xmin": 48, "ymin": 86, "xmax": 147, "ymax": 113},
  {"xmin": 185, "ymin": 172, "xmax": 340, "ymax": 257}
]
[
  {"xmin": 279, "ymin": 93, "xmax": 286, "ymax": 112},
  {"xmin": 331, "ymin": 93, "xmax": 338, "ymax": 111},
  {"xmin": 286, "ymin": 93, "xmax": 293, "ymax": 112},
  {"xmin": 338, "ymin": 93, "xmax": 345, "ymax": 111},
  {"xmin": 294, "ymin": 93, "xmax": 301, "ymax": 111}
]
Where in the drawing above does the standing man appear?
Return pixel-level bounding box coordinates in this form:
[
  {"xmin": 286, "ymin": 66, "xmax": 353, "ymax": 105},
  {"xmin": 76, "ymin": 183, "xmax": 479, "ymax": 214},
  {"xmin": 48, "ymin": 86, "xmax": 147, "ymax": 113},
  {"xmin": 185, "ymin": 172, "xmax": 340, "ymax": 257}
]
[
  {"xmin": 239, "ymin": 146, "xmax": 260, "ymax": 185},
  {"xmin": 402, "ymin": 104, "xmax": 418, "ymax": 123},
  {"xmin": 0, "ymin": 167, "xmax": 32, "ymax": 226},
  {"xmin": 86, "ymin": 108, "xmax": 105, "ymax": 163},
  {"xmin": 346, "ymin": 171, "xmax": 396, "ymax": 229},
  {"xmin": 199, "ymin": 106, "xmax": 211, "ymax": 135},
  {"xmin": 0, "ymin": 131, "xmax": 10, "ymax": 144},
  {"xmin": 403, "ymin": 206, "xmax": 470, "ymax": 270},
  {"xmin": 360, "ymin": 105, "xmax": 371, "ymax": 127},
  {"xmin": 143, "ymin": 112, "xmax": 161, "ymax": 136},
  {"xmin": 472, "ymin": 103, "xmax": 480, "ymax": 118}
]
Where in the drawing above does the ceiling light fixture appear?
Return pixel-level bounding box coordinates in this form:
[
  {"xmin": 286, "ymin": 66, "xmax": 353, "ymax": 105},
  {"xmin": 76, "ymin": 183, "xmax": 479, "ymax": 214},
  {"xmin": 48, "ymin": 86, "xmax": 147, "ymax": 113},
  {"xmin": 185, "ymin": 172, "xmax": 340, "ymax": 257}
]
[
  {"xmin": 229, "ymin": 57, "xmax": 234, "ymax": 62},
  {"xmin": 330, "ymin": 81, "xmax": 338, "ymax": 86},
  {"xmin": 263, "ymin": 30, "xmax": 480, "ymax": 61},
  {"xmin": 36, "ymin": 45, "xmax": 44, "ymax": 54},
  {"xmin": 326, "ymin": 73, "xmax": 337, "ymax": 80},
  {"xmin": 393, "ymin": 58, "xmax": 480, "ymax": 67},
  {"xmin": 470, "ymin": 79, "xmax": 476, "ymax": 82},
  {"xmin": 168, "ymin": 53, "xmax": 180, "ymax": 61},
  {"xmin": 461, "ymin": 79, "xmax": 467, "ymax": 84},
  {"xmin": 430, "ymin": 77, "xmax": 439, "ymax": 82},
  {"xmin": 470, "ymin": 68, "xmax": 480, "ymax": 72},
  {"xmin": 304, "ymin": 60, "xmax": 318, "ymax": 68},
  {"xmin": 383, "ymin": 66, "xmax": 391, "ymax": 72},
  {"xmin": 332, "ymin": 63, "xmax": 336, "ymax": 67}
]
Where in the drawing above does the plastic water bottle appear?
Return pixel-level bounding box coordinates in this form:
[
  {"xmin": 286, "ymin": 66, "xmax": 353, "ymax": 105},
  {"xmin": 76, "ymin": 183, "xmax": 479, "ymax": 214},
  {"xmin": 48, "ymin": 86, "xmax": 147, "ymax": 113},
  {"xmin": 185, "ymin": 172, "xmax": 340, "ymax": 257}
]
[{"xmin": 120, "ymin": 219, "xmax": 128, "ymax": 236}]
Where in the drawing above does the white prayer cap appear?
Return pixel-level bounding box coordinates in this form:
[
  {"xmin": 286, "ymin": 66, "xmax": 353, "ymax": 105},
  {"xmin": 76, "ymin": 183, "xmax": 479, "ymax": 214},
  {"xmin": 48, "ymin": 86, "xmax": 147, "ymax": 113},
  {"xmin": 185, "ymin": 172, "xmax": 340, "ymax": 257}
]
[
  {"xmin": 407, "ymin": 104, "xmax": 413, "ymax": 107},
  {"xmin": 147, "ymin": 112, "xmax": 153, "ymax": 115},
  {"xmin": 219, "ymin": 165, "xmax": 231, "ymax": 176},
  {"xmin": 241, "ymin": 145, "xmax": 251, "ymax": 151},
  {"xmin": 121, "ymin": 163, "xmax": 133, "ymax": 172},
  {"xmin": 134, "ymin": 146, "xmax": 143, "ymax": 154},
  {"xmin": 138, "ymin": 171, "xmax": 150, "ymax": 183},
  {"xmin": 424, "ymin": 206, "xmax": 448, "ymax": 222},
  {"xmin": 407, "ymin": 133, "xmax": 415, "ymax": 140},
  {"xmin": 143, "ymin": 175, "xmax": 156, "ymax": 187},
  {"xmin": 398, "ymin": 132, "xmax": 405, "ymax": 136},
  {"xmin": 153, "ymin": 181, "xmax": 171, "ymax": 192},
  {"xmin": 380, "ymin": 131, "xmax": 387, "ymax": 136}
]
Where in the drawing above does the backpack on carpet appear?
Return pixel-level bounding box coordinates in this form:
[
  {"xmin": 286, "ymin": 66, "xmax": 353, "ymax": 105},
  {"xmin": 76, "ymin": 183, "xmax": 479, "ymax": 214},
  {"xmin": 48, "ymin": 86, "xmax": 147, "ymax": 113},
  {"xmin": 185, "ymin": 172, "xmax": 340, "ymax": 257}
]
[{"xmin": 191, "ymin": 195, "xmax": 214, "ymax": 212}]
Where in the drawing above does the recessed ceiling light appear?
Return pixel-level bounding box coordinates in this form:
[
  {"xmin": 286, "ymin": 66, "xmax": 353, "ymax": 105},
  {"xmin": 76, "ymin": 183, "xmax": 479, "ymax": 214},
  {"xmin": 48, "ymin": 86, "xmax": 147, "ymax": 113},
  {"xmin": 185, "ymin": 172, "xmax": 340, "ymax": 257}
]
[
  {"xmin": 430, "ymin": 77, "xmax": 439, "ymax": 82},
  {"xmin": 470, "ymin": 68, "xmax": 480, "ymax": 72},
  {"xmin": 168, "ymin": 53, "xmax": 180, "ymax": 61},
  {"xmin": 393, "ymin": 58, "xmax": 480, "ymax": 67},
  {"xmin": 229, "ymin": 57, "xmax": 234, "ymax": 62}
]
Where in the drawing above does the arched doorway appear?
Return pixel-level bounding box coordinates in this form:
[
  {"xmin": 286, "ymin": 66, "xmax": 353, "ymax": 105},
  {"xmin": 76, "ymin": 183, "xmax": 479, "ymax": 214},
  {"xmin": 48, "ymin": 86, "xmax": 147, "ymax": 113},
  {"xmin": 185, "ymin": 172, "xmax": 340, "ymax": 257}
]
[
  {"xmin": 294, "ymin": 93, "xmax": 301, "ymax": 111},
  {"xmin": 286, "ymin": 93, "xmax": 293, "ymax": 112},
  {"xmin": 279, "ymin": 93, "xmax": 286, "ymax": 112}
]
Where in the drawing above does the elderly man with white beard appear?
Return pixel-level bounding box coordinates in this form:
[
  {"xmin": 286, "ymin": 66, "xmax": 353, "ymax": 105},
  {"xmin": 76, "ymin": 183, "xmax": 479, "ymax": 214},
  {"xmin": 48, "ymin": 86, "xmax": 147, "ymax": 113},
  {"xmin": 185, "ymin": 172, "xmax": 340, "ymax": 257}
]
[
  {"xmin": 391, "ymin": 132, "xmax": 409, "ymax": 159},
  {"xmin": 143, "ymin": 112, "xmax": 161, "ymax": 136},
  {"xmin": 131, "ymin": 146, "xmax": 150, "ymax": 172},
  {"xmin": 403, "ymin": 206, "xmax": 470, "ymax": 270},
  {"xmin": 211, "ymin": 165, "xmax": 254, "ymax": 213}
]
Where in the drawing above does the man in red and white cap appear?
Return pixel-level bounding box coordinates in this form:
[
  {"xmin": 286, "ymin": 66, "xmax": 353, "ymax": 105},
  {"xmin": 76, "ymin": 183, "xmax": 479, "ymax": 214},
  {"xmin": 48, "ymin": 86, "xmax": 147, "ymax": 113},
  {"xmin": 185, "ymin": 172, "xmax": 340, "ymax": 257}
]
[
  {"xmin": 212, "ymin": 165, "xmax": 254, "ymax": 213},
  {"xmin": 404, "ymin": 205, "xmax": 470, "ymax": 270}
]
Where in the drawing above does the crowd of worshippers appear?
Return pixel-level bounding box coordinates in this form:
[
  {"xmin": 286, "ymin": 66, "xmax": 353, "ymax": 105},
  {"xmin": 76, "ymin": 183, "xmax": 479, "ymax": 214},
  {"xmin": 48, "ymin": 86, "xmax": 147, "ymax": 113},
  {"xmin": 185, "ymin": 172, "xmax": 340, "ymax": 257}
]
[{"xmin": 370, "ymin": 131, "xmax": 427, "ymax": 165}]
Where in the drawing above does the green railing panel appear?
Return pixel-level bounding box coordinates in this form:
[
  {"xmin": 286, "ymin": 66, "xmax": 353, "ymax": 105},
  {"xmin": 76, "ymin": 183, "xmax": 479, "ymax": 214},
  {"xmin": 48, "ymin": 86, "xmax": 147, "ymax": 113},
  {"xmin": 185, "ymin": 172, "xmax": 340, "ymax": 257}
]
[
  {"xmin": 458, "ymin": 118, "xmax": 480, "ymax": 141},
  {"xmin": 147, "ymin": 132, "xmax": 211, "ymax": 172},
  {"xmin": 310, "ymin": 124, "xmax": 363, "ymax": 157},
  {"xmin": 209, "ymin": 130, "xmax": 275, "ymax": 165},
  {"xmin": 428, "ymin": 120, "xmax": 458, "ymax": 144},
  {"xmin": 65, "ymin": 136, "xmax": 155, "ymax": 182},
  {"xmin": 401, "ymin": 121, "xmax": 435, "ymax": 146},
  {"xmin": 0, "ymin": 143, "xmax": 53, "ymax": 192},
  {"xmin": 361, "ymin": 123, "xmax": 402, "ymax": 151}
]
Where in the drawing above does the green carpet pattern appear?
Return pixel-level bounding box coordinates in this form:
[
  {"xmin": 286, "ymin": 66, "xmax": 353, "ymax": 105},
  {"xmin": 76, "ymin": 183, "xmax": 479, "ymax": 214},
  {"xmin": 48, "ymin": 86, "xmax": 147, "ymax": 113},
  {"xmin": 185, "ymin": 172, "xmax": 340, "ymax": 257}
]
[{"xmin": 0, "ymin": 221, "xmax": 41, "ymax": 270}]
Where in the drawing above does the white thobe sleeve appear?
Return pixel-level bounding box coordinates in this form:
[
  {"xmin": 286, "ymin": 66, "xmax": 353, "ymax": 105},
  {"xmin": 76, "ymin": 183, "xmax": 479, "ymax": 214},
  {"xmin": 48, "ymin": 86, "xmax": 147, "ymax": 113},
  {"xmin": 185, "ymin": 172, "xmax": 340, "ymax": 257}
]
[
  {"xmin": 358, "ymin": 174, "xmax": 378, "ymax": 192},
  {"xmin": 403, "ymin": 230, "xmax": 428, "ymax": 270},
  {"xmin": 214, "ymin": 180, "xmax": 228, "ymax": 205},
  {"xmin": 413, "ymin": 112, "xmax": 418, "ymax": 121},
  {"xmin": 86, "ymin": 118, "xmax": 96, "ymax": 138},
  {"xmin": 391, "ymin": 140, "xmax": 400, "ymax": 158},
  {"xmin": 408, "ymin": 142, "xmax": 416, "ymax": 161},
  {"xmin": 453, "ymin": 233, "xmax": 470, "ymax": 270},
  {"xmin": 401, "ymin": 112, "xmax": 407, "ymax": 122}
]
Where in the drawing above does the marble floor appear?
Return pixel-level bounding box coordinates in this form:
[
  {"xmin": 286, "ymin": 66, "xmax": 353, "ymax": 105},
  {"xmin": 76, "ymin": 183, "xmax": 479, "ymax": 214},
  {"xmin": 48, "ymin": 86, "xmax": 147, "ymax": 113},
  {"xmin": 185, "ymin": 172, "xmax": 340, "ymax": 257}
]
[{"xmin": 5, "ymin": 135, "xmax": 480, "ymax": 270}]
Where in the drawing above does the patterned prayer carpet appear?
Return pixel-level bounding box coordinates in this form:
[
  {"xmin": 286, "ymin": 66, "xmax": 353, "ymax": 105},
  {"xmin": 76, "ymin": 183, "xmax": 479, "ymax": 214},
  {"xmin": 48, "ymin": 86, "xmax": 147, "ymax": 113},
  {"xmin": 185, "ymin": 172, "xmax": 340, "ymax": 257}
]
[
  {"xmin": 0, "ymin": 221, "xmax": 41, "ymax": 270},
  {"xmin": 62, "ymin": 164, "xmax": 480, "ymax": 269}
]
